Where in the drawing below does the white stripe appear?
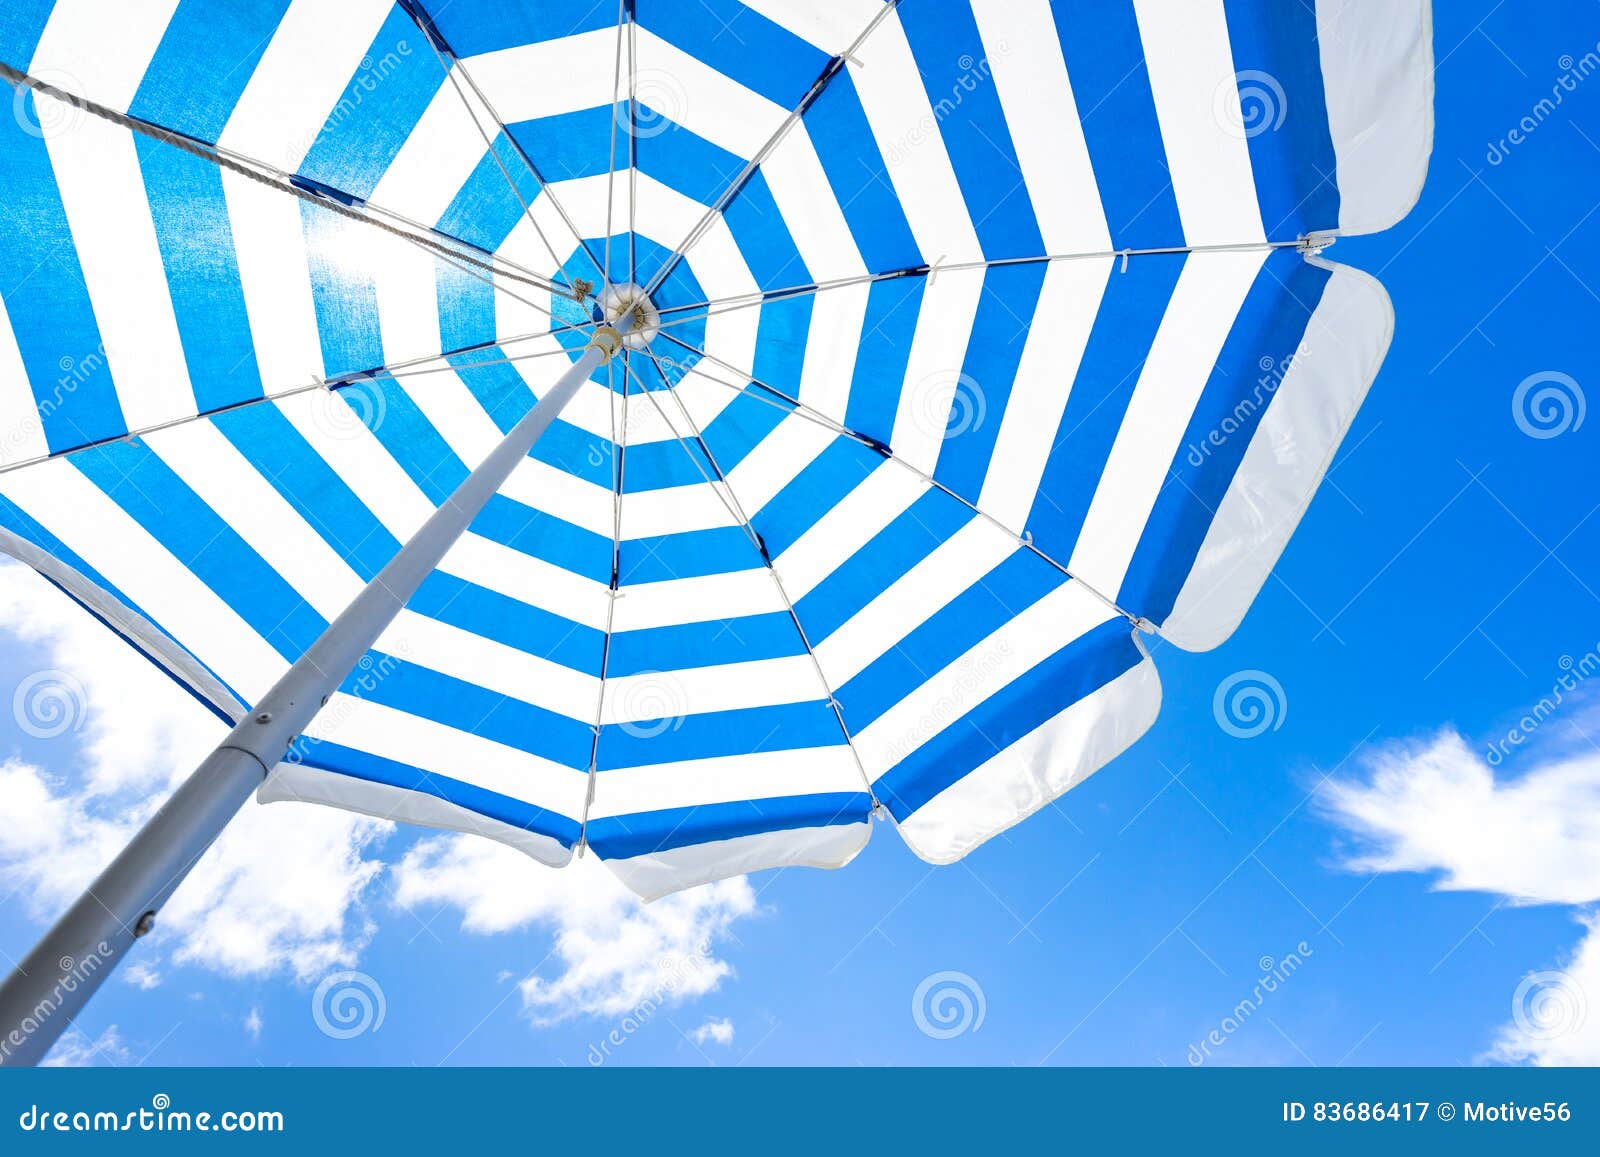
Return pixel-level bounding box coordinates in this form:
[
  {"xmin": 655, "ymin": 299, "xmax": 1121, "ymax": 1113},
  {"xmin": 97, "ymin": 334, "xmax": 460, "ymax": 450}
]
[
  {"xmin": 0, "ymin": 460, "xmax": 287, "ymax": 702},
  {"xmin": 762, "ymin": 127, "xmax": 869, "ymax": 281},
  {"xmin": 774, "ymin": 461, "xmax": 925, "ymax": 600},
  {"xmin": 632, "ymin": 28, "xmax": 789, "ymax": 159},
  {"xmin": 888, "ymin": 267, "xmax": 984, "ymax": 475},
  {"xmin": 224, "ymin": 170, "xmax": 324, "ymax": 391},
  {"xmin": 1068, "ymin": 249, "xmax": 1268, "ymax": 597},
  {"xmin": 856, "ymin": 580, "xmax": 1118, "ymax": 779},
  {"xmin": 612, "ymin": 568, "xmax": 787, "ymax": 631},
  {"xmin": 460, "ymin": 29, "xmax": 617, "ymax": 124},
  {"xmin": 601, "ymin": 656, "xmax": 823, "ymax": 725},
  {"xmin": 303, "ymin": 695, "xmax": 589, "ymax": 818},
  {"xmin": 45, "ymin": 117, "xmax": 197, "ymax": 429},
  {"xmin": 813, "ymin": 516, "xmax": 1015, "ymax": 686},
  {"xmin": 796, "ymin": 284, "xmax": 869, "ymax": 423},
  {"xmin": 145, "ymin": 422, "xmax": 363, "ymax": 621},
  {"xmin": 728, "ymin": 414, "xmax": 836, "ymax": 515},
  {"xmin": 370, "ymin": 62, "xmax": 499, "ymax": 227},
  {"xmin": 588, "ymin": 746, "xmax": 863, "ymax": 811},
  {"xmin": 441, "ymin": 533, "xmax": 611, "ymax": 631},
  {"xmin": 1133, "ymin": 0, "xmax": 1265, "ymax": 245},
  {"xmin": 898, "ymin": 656, "xmax": 1160, "ymax": 863},
  {"xmin": 971, "ymin": 0, "xmax": 1110, "ymax": 254},
  {"xmin": 848, "ymin": 14, "xmax": 983, "ymax": 263},
  {"xmin": 220, "ymin": 0, "xmax": 394, "ymax": 171},
  {"xmin": 1163, "ymin": 260, "xmax": 1392, "ymax": 649},
  {"xmin": 0, "ymin": 302, "xmax": 49, "ymax": 467},
  {"xmin": 375, "ymin": 612, "xmax": 598, "ymax": 722},
  {"xmin": 976, "ymin": 258, "xmax": 1112, "ymax": 531},
  {"xmin": 28, "ymin": 0, "xmax": 178, "ymax": 109},
  {"xmin": 735, "ymin": 0, "xmax": 884, "ymax": 54}
]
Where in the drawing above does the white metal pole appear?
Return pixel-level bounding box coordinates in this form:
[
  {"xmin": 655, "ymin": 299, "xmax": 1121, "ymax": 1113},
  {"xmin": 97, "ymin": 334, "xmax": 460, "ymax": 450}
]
[{"xmin": 0, "ymin": 320, "xmax": 628, "ymax": 1066}]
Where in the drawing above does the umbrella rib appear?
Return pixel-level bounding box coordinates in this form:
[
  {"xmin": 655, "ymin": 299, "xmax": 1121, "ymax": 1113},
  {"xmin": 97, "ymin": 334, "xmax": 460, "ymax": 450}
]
[
  {"xmin": 630, "ymin": 350, "xmax": 882, "ymax": 809},
  {"xmin": 602, "ymin": 0, "xmax": 628, "ymax": 287},
  {"xmin": 402, "ymin": 11, "xmax": 605, "ymax": 295},
  {"xmin": 0, "ymin": 342, "xmax": 586, "ymax": 479},
  {"xmin": 639, "ymin": 0, "xmax": 901, "ymax": 299},
  {"xmin": 654, "ymin": 331, "xmax": 1149, "ymax": 634},
  {"xmin": 628, "ymin": 9, "xmax": 639, "ymax": 282},
  {"xmin": 646, "ymin": 238, "xmax": 1317, "ymax": 333},
  {"xmin": 0, "ymin": 62, "xmax": 571, "ymax": 324},
  {"xmin": 579, "ymin": 353, "xmax": 630, "ymax": 852}
]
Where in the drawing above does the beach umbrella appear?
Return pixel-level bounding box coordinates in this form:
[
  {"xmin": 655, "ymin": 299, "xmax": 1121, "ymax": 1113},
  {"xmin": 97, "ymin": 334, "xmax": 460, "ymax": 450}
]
[{"xmin": 0, "ymin": 0, "xmax": 1432, "ymax": 1062}]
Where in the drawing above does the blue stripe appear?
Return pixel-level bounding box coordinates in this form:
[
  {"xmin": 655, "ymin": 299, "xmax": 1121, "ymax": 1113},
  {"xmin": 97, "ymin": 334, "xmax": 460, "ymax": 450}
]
[
  {"xmin": 876, "ymin": 617, "xmax": 1143, "ymax": 819},
  {"xmin": 641, "ymin": 0, "xmax": 829, "ymax": 110},
  {"xmin": 134, "ymin": 138, "xmax": 264, "ymax": 413},
  {"xmin": 842, "ymin": 275, "xmax": 925, "ymax": 443},
  {"xmin": 585, "ymin": 791, "xmax": 870, "ymax": 860},
  {"xmin": 290, "ymin": 741, "xmax": 583, "ymax": 847},
  {"xmin": 598, "ymin": 699, "xmax": 847, "ymax": 768},
  {"xmin": 930, "ymin": 262, "xmax": 1047, "ymax": 502},
  {"xmin": 1118, "ymin": 252, "xmax": 1333, "ymax": 621},
  {"xmin": 899, "ymin": 3, "xmax": 1045, "ymax": 259},
  {"xmin": 1223, "ymin": 0, "xmax": 1342, "ymax": 238},
  {"xmin": 1025, "ymin": 253, "xmax": 1180, "ymax": 555},
  {"xmin": 0, "ymin": 106, "xmax": 127, "ymax": 453},
  {"xmin": 1051, "ymin": 0, "xmax": 1184, "ymax": 248},
  {"xmin": 131, "ymin": 0, "xmax": 291, "ymax": 143},
  {"xmin": 416, "ymin": 0, "xmax": 613, "ymax": 57},
  {"xmin": 0, "ymin": 0, "xmax": 53, "ymax": 70},
  {"xmin": 299, "ymin": 6, "xmax": 449, "ymax": 201},
  {"xmin": 801, "ymin": 70, "xmax": 921, "ymax": 272}
]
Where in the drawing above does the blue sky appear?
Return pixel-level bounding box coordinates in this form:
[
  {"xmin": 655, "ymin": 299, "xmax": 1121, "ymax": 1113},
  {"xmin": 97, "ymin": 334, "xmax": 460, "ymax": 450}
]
[{"xmin": 3, "ymin": 0, "xmax": 1600, "ymax": 1067}]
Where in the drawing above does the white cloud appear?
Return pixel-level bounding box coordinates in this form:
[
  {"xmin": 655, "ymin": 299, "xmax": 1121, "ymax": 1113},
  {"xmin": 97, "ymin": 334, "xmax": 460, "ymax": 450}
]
[
  {"xmin": 0, "ymin": 561, "xmax": 390, "ymax": 982},
  {"xmin": 691, "ymin": 1017, "xmax": 734, "ymax": 1046},
  {"xmin": 1320, "ymin": 729, "xmax": 1600, "ymax": 1064},
  {"xmin": 0, "ymin": 558, "xmax": 764, "ymax": 1034},
  {"xmin": 40, "ymin": 1024, "xmax": 133, "ymax": 1068},
  {"xmin": 244, "ymin": 1007, "xmax": 263, "ymax": 1042},
  {"xmin": 392, "ymin": 834, "xmax": 758, "ymax": 1024}
]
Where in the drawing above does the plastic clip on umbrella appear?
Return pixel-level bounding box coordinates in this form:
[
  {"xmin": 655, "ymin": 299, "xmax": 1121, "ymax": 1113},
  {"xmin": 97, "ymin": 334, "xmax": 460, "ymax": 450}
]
[{"xmin": 0, "ymin": 0, "xmax": 1432, "ymax": 1064}]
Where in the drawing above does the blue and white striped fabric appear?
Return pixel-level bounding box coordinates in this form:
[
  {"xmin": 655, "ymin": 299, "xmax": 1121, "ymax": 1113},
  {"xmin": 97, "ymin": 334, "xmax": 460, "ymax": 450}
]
[{"xmin": 0, "ymin": 1, "xmax": 1432, "ymax": 897}]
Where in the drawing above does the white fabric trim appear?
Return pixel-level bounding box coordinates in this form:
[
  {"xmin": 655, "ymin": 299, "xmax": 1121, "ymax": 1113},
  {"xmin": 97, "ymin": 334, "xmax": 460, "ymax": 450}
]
[{"xmin": 1161, "ymin": 257, "xmax": 1394, "ymax": 650}]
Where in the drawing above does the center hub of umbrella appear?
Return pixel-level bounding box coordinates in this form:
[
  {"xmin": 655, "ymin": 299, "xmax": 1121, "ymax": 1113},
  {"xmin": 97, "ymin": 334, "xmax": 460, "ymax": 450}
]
[{"xmin": 599, "ymin": 282, "xmax": 661, "ymax": 351}]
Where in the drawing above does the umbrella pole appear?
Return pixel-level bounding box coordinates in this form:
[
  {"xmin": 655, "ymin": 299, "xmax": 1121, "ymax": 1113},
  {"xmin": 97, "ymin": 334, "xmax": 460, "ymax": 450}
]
[{"xmin": 0, "ymin": 318, "xmax": 629, "ymax": 1066}]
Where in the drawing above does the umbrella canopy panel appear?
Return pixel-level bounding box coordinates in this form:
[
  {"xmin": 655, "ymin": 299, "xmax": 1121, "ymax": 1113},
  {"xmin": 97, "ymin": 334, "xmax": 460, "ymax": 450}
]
[{"xmin": 0, "ymin": 0, "xmax": 1432, "ymax": 898}]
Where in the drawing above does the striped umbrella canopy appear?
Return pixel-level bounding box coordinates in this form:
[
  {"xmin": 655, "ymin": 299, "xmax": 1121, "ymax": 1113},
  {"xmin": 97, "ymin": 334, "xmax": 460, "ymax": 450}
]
[{"xmin": 0, "ymin": 1, "xmax": 1433, "ymax": 900}]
